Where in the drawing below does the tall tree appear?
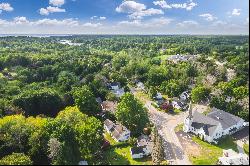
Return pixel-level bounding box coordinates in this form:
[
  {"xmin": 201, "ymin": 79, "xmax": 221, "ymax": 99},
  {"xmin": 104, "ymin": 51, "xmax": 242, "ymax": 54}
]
[
  {"xmin": 72, "ymin": 85, "xmax": 101, "ymax": 115},
  {"xmin": 151, "ymin": 127, "xmax": 164, "ymax": 165},
  {"xmin": 115, "ymin": 93, "xmax": 149, "ymax": 136}
]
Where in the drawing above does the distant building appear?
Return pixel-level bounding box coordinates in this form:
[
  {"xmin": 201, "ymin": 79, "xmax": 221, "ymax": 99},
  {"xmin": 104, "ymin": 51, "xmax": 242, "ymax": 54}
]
[
  {"xmin": 104, "ymin": 119, "xmax": 130, "ymax": 142},
  {"xmin": 109, "ymin": 82, "xmax": 125, "ymax": 98},
  {"xmin": 218, "ymin": 149, "xmax": 249, "ymax": 165},
  {"xmin": 136, "ymin": 82, "xmax": 145, "ymax": 91},
  {"xmin": 183, "ymin": 103, "xmax": 247, "ymax": 144},
  {"xmin": 78, "ymin": 161, "xmax": 88, "ymax": 165},
  {"xmin": 101, "ymin": 101, "xmax": 117, "ymax": 114},
  {"xmin": 172, "ymin": 99, "xmax": 187, "ymax": 111},
  {"xmin": 167, "ymin": 54, "xmax": 199, "ymax": 64}
]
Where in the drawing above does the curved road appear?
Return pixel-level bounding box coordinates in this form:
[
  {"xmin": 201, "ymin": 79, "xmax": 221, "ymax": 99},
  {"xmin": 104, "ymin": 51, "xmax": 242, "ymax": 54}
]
[{"xmin": 145, "ymin": 101, "xmax": 191, "ymax": 165}]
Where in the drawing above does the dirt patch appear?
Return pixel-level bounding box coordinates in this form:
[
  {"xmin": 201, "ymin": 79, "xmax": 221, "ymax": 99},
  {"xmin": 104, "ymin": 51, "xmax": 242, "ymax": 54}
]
[{"xmin": 176, "ymin": 131, "xmax": 201, "ymax": 156}]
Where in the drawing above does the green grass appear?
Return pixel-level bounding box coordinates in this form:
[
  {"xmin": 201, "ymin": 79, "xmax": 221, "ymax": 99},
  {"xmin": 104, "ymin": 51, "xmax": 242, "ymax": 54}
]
[
  {"xmin": 243, "ymin": 144, "xmax": 249, "ymax": 155},
  {"xmin": 190, "ymin": 136, "xmax": 238, "ymax": 165},
  {"xmin": 104, "ymin": 145, "xmax": 152, "ymax": 165},
  {"xmin": 104, "ymin": 132, "xmax": 120, "ymax": 146},
  {"xmin": 174, "ymin": 123, "xmax": 184, "ymax": 132},
  {"xmin": 103, "ymin": 132, "xmax": 152, "ymax": 165},
  {"xmin": 173, "ymin": 109, "xmax": 182, "ymax": 115}
]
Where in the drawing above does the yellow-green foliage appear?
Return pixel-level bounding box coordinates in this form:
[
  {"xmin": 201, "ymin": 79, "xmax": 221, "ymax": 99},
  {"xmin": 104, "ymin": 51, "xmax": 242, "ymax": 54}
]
[{"xmin": 0, "ymin": 153, "xmax": 33, "ymax": 165}]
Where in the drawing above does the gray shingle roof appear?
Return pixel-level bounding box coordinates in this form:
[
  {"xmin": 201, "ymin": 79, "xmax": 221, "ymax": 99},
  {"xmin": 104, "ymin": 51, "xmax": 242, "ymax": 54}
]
[
  {"xmin": 192, "ymin": 111, "xmax": 220, "ymax": 136},
  {"xmin": 207, "ymin": 108, "xmax": 243, "ymax": 130}
]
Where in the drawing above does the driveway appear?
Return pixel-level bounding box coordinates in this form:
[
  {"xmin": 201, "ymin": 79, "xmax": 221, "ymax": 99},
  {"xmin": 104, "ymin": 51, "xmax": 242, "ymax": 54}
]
[{"xmin": 145, "ymin": 101, "xmax": 191, "ymax": 165}]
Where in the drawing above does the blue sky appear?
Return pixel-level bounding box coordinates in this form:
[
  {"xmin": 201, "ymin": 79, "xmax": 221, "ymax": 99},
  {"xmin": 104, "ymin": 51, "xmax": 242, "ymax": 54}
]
[{"xmin": 0, "ymin": 0, "xmax": 249, "ymax": 34}]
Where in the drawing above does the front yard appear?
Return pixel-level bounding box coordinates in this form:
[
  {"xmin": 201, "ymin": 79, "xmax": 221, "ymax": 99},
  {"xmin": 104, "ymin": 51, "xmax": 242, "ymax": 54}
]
[
  {"xmin": 189, "ymin": 136, "xmax": 238, "ymax": 165},
  {"xmin": 103, "ymin": 133, "xmax": 152, "ymax": 165}
]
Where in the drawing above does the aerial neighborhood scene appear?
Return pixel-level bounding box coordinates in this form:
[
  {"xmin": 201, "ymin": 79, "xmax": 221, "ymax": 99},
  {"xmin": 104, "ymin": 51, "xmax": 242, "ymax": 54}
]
[{"xmin": 0, "ymin": 0, "xmax": 249, "ymax": 165}]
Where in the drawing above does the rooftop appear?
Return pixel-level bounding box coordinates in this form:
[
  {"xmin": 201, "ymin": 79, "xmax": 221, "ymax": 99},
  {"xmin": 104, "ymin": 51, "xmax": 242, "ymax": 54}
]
[{"xmin": 208, "ymin": 108, "xmax": 244, "ymax": 130}]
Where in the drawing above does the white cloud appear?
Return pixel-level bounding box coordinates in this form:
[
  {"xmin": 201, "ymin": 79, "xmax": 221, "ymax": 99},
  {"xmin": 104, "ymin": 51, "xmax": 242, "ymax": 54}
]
[
  {"xmin": 82, "ymin": 22, "xmax": 102, "ymax": 28},
  {"xmin": 91, "ymin": 16, "xmax": 98, "ymax": 20},
  {"xmin": 49, "ymin": 0, "xmax": 65, "ymax": 7},
  {"xmin": 39, "ymin": 6, "xmax": 66, "ymax": 15},
  {"xmin": 33, "ymin": 18, "xmax": 79, "ymax": 27},
  {"xmin": 199, "ymin": 13, "xmax": 217, "ymax": 21},
  {"xmin": 153, "ymin": 0, "xmax": 171, "ymax": 9},
  {"xmin": 116, "ymin": 1, "xmax": 164, "ymax": 20},
  {"xmin": 0, "ymin": 3, "xmax": 14, "ymax": 12},
  {"xmin": 100, "ymin": 16, "xmax": 106, "ymax": 20},
  {"xmin": 153, "ymin": 0, "xmax": 197, "ymax": 11},
  {"xmin": 118, "ymin": 17, "xmax": 172, "ymax": 28},
  {"xmin": 91, "ymin": 16, "xmax": 106, "ymax": 20},
  {"xmin": 211, "ymin": 20, "xmax": 227, "ymax": 27},
  {"xmin": 177, "ymin": 20, "xmax": 199, "ymax": 27},
  {"xmin": 232, "ymin": 9, "xmax": 241, "ymax": 16},
  {"xmin": 246, "ymin": 17, "xmax": 249, "ymax": 24},
  {"xmin": 14, "ymin": 17, "xmax": 29, "ymax": 25},
  {"xmin": 116, "ymin": 1, "xmax": 146, "ymax": 13},
  {"xmin": 128, "ymin": 8, "xmax": 164, "ymax": 19}
]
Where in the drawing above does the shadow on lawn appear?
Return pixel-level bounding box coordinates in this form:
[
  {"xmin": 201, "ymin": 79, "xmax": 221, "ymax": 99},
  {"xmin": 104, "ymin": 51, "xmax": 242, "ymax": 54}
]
[{"xmin": 103, "ymin": 147, "xmax": 130, "ymax": 165}]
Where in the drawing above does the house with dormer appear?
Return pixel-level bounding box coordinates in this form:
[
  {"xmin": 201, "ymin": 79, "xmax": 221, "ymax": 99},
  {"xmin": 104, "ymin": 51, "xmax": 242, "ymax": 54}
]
[{"xmin": 183, "ymin": 102, "xmax": 247, "ymax": 144}]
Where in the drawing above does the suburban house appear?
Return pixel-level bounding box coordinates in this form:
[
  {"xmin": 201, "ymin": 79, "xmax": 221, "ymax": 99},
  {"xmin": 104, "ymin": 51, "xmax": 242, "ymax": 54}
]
[
  {"xmin": 153, "ymin": 92, "xmax": 164, "ymax": 107},
  {"xmin": 130, "ymin": 135, "xmax": 153, "ymax": 159},
  {"xmin": 109, "ymin": 82, "xmax": 125, "ymax": 98},
  {"xmin": 136, "ymin": 82, "xmax": 145, "ymax": 91},
  {"xmin": 131, "ymin": 146, "xmax": 147, "ymax": 159},
  {"xmin": 166, "ymin": 54, "xmax": 199, "ymax": 64},
  {"xmin": 78, "ymin": 161, "xmax": 88, "ymax": 165},
  {"xmin": 101, "ymin": 101, "xmax": 117, "ymax": 114},
  {"xmin": 218, "ymin": 149, "xmax": 249, "ymax": 165},
  {"xmin": 180, "ymin": 91, "xmax": 190, "ymax": 101},
  {"xmin": 183, "ymin": 103, "xmax": 248, "ymax": 144},
  {"xmin": 104, "ymin": 119, "xmax": 130, "ymax": 142},
  {"xmin": 172, "ymin": 98, "xmax": 188, "ymax": 111}
]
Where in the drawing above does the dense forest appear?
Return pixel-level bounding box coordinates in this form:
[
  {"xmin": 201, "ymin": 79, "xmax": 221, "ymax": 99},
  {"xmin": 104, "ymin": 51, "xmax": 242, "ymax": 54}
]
[{"xmin": 0, "ymin": 35, "xmax": 249, "ymax": 165}]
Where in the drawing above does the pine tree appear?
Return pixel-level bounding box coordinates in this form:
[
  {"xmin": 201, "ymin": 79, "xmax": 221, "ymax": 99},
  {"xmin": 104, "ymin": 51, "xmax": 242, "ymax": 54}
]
[{"xmin": 151, "ymin": 126, "xmax": 164, "ymax": 165}]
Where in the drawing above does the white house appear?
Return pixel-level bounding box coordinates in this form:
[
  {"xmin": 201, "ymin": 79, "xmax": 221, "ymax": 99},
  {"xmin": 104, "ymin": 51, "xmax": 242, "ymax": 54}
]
[
  {"xmin": 111, "ymin": 88, "xmax": 125, "ymax": 98},
  {"xmin": 172, "ymin": 99, "xmax": 187, "ymax": 110},
  {"xmin": 130, "ymin": 146, "xmax": 146, "ymax": 159},
  {"xmin": 183, "ymin": 103, "xmax": 247, "ymax": 144},
  {"xmin": 218, "ymin": 149, "xmax": 249, "ymax": 165},
  {"xmin": 130, "ymin": 135, "xmax": 153, "ymax": 159},
  {"xmin": 78, "ymin": 161, "xmax": 88, "ymax": 165},
  {"xmin": 109, "ymin": 82, "xmax": 121, "ymax": 91},
  {"xmin": 180, "ymin": 91, "xmax": 190, "ymax": 101},
  {"xmin": 155, "ymin": 92, "xmax": 163, "ymax": 100},
  {"xmin": 136, "ymin": 82, "xmax": 145, "ymax": 91},
  {"xmin": 104, "ymin": 119, "xmax": 130, "ymax": 142},
  {"xmin": 109, "ymin": 82, "xmax": 125, "ymax": 98}
]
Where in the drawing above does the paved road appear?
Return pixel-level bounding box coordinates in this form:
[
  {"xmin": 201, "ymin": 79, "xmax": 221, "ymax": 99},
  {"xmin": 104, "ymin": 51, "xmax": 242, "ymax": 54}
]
[{"xmin": 145, "ymin": 101, "xmax": 191, "ymax": 165}]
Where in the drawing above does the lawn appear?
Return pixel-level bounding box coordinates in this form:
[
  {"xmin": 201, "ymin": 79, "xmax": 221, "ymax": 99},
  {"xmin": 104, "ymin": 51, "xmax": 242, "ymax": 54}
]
[
  {"xmin": 104, "ymin": 132, "xmax": 120, "ymax": 146},
  {"xmin": 134, "ymin": 91, "xmax": 151, "ymax": 103},
  {"xmin": 190, "ymin": 136, "xmax": 238, "ymax": 165},
  {"xmin": 243, "ymin": 143, "xmax": 249, "ymax": 155},
  {"xmin": 174, "ymin": 123, "xmax": 184, "ymax": 132},
  {"xmin": 103, "ymin": 135, "xmax": 152, "ymax": 165}
]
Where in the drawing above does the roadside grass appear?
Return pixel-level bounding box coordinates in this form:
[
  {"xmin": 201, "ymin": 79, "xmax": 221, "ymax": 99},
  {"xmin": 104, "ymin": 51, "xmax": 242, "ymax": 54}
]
[
  {"xmin": 243, "ymin": 143, "xmax": 249, "ymax": 155},
  {"xmin": 173, "ymin": 109, "xmax": 182, "ymax": 115},
  {"xmin": 103, "ymin": 134, "xmax": 152, "ymax": 165},
  {"xmin": 104, "ymin": 132, "xmax": 118, "ymax": 146},
  {"xmin": 190, "ymin": 136, "xmax": 238, "ymax": 165},
  {"xmin": 134, "ymin": 91, "xmax": 151, "ymax": 103},
  {"xmin": 174, "ymin": 123, "xmax": 184, "ymax": 132}
]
